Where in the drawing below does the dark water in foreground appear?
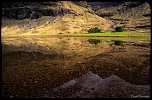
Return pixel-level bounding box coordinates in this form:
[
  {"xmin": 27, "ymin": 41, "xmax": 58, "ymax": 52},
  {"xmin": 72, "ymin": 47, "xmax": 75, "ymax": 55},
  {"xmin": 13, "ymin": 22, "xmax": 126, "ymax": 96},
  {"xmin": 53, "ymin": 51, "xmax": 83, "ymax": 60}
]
[{"xmin": 2, "ymin": 36, "xmax": 150, "ymax": 98}]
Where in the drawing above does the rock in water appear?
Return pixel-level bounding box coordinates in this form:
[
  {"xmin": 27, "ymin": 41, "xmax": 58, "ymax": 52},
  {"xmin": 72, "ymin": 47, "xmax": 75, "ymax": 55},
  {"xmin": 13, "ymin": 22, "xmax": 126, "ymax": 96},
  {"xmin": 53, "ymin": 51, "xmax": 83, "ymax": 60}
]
[{"xmin": 37, "ymin": 71, "xmax": 150, "ymax": 98}]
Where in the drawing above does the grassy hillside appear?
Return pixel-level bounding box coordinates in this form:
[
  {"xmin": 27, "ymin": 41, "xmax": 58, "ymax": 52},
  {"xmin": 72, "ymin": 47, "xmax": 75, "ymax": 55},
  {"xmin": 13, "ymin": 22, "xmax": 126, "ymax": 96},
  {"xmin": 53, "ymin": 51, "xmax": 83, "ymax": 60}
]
[
  {"xmin": 1, "ymin": 1, "xmax": 113, "ymax": 36},
  {"xmin": 2, "ymin": 1, "xmax": 151, "ymax": 36},
  {"xmin": 88, "ymin": 2, "xmax": 151, "ymax": 33}
]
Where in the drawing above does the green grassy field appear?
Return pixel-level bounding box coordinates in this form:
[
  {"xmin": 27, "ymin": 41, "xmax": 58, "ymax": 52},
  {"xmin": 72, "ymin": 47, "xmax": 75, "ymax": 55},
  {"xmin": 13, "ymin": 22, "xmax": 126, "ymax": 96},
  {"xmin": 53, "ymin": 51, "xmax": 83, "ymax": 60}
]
[
  {"xmin": 70, "ymin": 32, "xmax": 150, "ymax": 37},
  {"xmin": 65, "ymin": 32, "xmax": 151, "ymax": 41}
]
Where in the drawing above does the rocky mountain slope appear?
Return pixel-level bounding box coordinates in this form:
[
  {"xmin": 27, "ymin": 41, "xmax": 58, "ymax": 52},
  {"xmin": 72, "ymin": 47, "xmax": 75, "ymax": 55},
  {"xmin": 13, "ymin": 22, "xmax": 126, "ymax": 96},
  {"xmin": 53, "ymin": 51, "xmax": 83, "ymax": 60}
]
[
  {"xmin": 1, "ymin": 1, "xmax": 113, "ymax": 36},
  {"xmin": 1, "ymin": 1, "xmax": 151, "ymax": 36},
  {"xmin": 87, "ymin": 1, "xmax": 151, "ymax": 33}
]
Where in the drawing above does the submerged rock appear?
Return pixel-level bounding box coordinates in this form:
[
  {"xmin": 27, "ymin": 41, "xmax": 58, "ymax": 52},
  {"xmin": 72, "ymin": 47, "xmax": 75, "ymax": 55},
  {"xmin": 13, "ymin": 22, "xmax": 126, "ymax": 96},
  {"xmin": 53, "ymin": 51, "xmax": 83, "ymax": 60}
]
[{"xmin": 33, "ymin": 71, "xmax": 150, "ymax": 98}]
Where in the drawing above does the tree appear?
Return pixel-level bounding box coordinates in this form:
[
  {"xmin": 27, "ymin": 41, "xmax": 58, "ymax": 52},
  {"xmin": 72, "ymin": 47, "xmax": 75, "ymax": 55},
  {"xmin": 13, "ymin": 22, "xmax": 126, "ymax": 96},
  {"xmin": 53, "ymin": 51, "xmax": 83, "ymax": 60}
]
[
  {"xmin": 115, "ymin": 26, "xmax": 124, "ymax": 32},
  {"xmin": 88, "ymin": 27, "xmax": 101, "ymax": 33}
]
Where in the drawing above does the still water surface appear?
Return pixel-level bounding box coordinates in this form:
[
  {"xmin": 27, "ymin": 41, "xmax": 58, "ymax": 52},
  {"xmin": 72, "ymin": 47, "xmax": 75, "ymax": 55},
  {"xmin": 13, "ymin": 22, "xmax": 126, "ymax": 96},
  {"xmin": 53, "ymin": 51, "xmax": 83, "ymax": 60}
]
[{"xmin": 2, "ymin": 36, "xmax": 150, "ymax": 98}]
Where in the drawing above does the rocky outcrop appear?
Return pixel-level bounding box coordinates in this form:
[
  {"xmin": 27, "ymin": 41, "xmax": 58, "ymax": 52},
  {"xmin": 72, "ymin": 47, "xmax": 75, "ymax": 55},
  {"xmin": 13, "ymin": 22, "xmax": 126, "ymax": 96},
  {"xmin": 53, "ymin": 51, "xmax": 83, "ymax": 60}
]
[
  {"xmin": 2, "ymin": 2, "xmax": 150, "ymax": 20},
  {"xmin": 35, "ymin": 71, "xmax": 150, "ymax": 98},
  {"xmin": 2, "ymin": 2, "xmax": 83, "ymax": 20},
  {"xmin": 2, "ymin": 8, "xmax": 32, "ymax": 20},
  {"xmin": 2, "ymin": 7, "xmax": 72, "ymax": 20}
]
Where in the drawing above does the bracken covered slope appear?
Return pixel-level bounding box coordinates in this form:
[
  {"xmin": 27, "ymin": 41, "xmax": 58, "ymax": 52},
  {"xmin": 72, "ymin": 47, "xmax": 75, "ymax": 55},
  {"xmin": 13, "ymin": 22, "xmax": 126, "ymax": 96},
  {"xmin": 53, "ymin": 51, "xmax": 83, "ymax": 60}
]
[
  {"xmin": 1, "ymin": 1, "xmax": 113, "ymax": 36},
  {"xmin": 87, "ymin": 1, "xmax": 151, "ymax": 33},
  {"xmin": 1, "ymin": 1, "xmax": 151, "ymax": 35}
]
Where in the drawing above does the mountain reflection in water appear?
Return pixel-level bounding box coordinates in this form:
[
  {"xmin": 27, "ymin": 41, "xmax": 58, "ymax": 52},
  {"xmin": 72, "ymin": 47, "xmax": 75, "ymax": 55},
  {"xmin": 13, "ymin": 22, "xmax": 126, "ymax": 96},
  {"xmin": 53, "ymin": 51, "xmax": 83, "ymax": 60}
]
[{"xmin": 2, "ymin": 36, "xmax": 150, "ymax": 98}]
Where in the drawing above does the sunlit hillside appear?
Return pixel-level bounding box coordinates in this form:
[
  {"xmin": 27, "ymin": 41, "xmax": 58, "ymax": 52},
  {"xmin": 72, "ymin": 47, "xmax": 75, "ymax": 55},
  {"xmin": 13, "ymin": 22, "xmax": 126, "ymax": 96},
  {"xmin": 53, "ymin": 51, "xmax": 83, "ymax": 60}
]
[
  {"xmin": 1, "ymin": 1, "xmax": 113, "ymax": 36},
  {"xmin": 87, "ymin": 2, "xmax": 151, "ymax": 33}
]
